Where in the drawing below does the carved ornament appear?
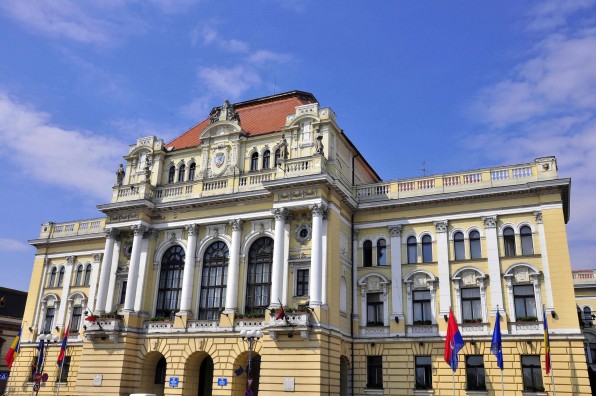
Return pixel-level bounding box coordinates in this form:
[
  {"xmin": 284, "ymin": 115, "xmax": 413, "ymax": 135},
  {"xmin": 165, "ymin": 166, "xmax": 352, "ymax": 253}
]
[
  {"xmin": 481, "ymin": 216, "xmax": 497, "ymax": 229},
  {"xmin": 434, "ymin": 221, "xmax": 448, "ymax": 233}
]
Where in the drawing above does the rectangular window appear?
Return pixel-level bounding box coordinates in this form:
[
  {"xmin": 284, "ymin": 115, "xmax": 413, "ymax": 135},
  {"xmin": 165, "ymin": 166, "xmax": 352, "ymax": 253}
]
[
  {"xmin": 514, "ymin": 285, "xmax": 537, "ymax": 320},
  {"xmin": 367, "ymin": 293, "xmax": 383, "ymax": 326},
  {"xmin": 521, "ymin": 355, "xmax": 544, "ymax": 392},
  {"xmin": 57, "ymin": 357, "xmax": 71, "ymax": 383},
  {"xmin": 118, "ymin": 281, "xmax": 127, "ymax": 305},
  {"xmin": 415, "ymin": 356, "xmax": 432, "ymax": 389},
  {"xmin": 466, "ymin": 355, "xmax": 486, "ymax": 391},
  {"xmin": 296, "ymin": 269, "xmax": 309, "ymax": 297},
  {"xmin": 461, "ymin": 288, "xmax": 482, "ymax": 322},
  {"xmin": 43, "ymin": 307, "xmax": 55, "ymax": 333},
  {"xmin": 367, "ymin": 355, "xmax": 383, "ymax": 389},
  {"xmin": 70, "ymin": 307, "xmax": 82, "ymax": 334},
  {"xmin": 413, "ymin": 290, "xmax": 432, "ymax": 324}
]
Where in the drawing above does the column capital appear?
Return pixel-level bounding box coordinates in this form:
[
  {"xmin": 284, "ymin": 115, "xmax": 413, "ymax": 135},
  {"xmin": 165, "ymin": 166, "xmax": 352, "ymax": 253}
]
[
  {"xmin": 352, "ymin": 229, "xmax": 359, "ymax": 241},
  {"xmin": 185, "ymin": 224, "xmax": 200, "ymax": 236},
  {"xmin": 388, "ymin": 225, "xmax": 402, "ymax": 237},
  {"xmin": 66, "ymin": 255, "xmax": 76, "ymax": 265},
  {"xmin": 93, "ymin": 253, "xmax": 102, "ymax": 263},
  {"xmin": 228, "ymin": 219, "xmax": 244, "ymax": 232},
  {"xmin": 131, "ymin": 225, "xmax": 147, "ymax": 236},
  {"xmin": 533, "ymin": 211, "xmax": 543, "ymax": 224},
  {"xmin": 433, "ymin": 220, "xmax": 448, "ymax": 233},
  {"xmin": 481, "ymin": 215, "xmax": 497, "ymax": 229},
  {"xmin": 105, "ymin": 228, "xmax": 120, "ymax": 239},
  {"xmin": 309, "ymin": 203, "xmax": 327, "ymax": 217},
  {"xmin": 272, "ymin": 207, "xmax": 290, "ymax": 220}
]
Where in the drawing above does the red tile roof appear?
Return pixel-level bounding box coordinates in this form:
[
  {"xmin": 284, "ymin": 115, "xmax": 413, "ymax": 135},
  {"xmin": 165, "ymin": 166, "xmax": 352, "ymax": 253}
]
[{"xmin": 166, "ymin": 91, "xmax": 317, "ymax": 151}]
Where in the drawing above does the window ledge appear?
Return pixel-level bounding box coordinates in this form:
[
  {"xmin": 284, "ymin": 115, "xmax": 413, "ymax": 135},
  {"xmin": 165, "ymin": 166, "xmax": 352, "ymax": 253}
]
[
  {"xmin": 466, "ymin": 391, "xmax": 487, "ymax": 396},
  {"xmin": 413, "ymin": 389, "xmax": 434, "ymax": 395},
  {"xmin": 522, "ymin": 392, "xmax": 547, "ymax": 396},
  {"xmin": 364, "ymin": 389, "xmax": 384, "ymax": 395}
]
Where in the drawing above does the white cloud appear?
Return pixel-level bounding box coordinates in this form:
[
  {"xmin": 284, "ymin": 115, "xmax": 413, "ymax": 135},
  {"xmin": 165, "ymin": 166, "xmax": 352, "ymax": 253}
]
[
  {"xmin": 0, "ymin": 91, "xmax": 125, "ymax": 200},
  {"xmin": 180, "ymin": 97, "xmax": 213, "ymax": 121},
  {"xmin": 191, "ymin": 25, "xmax": 249, "ymax": 53},
  {"xmin": 248, "ymin": 50, "xmax": 292, "ymax": 65},
  {"xmin": 470, "ymin": 1, "xmax": 596, "ymax": 267},
  {"xmin": 0, "ymin": 238, "xmax": 30, "ymax": 252},
  {"xmin": 526, "ymin": 0, "xmax": 595, "ymax": 31},
  {"xmin": 197, "ymin": 66, "xmax": 261, "ymax": 100}
]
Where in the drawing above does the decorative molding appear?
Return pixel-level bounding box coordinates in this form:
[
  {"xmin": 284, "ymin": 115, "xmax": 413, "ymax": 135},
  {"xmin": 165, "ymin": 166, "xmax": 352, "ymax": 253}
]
[
  {"xmin": 533, "ymin": 211, "xmax": 543, "ymax": 224},
  {"xmin": 185, "ymin": 224, "xmax": 200, "ymax": 236},
  {"xmin": 309, "ymin": 203, "xmax": 327, "ymax": 217},
  {"xmin": 388, "ymin": 225, "xmax": 402, "ymax": 237},
  {"xmin": 272, "ymin": 207, "xmax": 291, "ymax": 220},
  {"xmin": 66, "ymin": 255, "xmax": 76, "ymax": 265},
  {"xmin": 93, "ymin": 253, "xmax": 102, "ymax": 263},
  {"xmin": 481, "ymin": 216, "xmax": 497, "ymax": 229},
  {"xmin": 294, "ymin": 224, "xmax": 312, "ymax": 245},
  {"xmin": 433, "ymin": 221, "xmax": 448, "ymax": 233},
  {"xmin": 228, "ymin": 219, "xmax": 244, "ymax": 232}
]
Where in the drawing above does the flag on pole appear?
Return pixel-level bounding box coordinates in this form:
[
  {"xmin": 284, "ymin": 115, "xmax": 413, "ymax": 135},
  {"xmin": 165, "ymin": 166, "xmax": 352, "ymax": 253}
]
[
  {"xmin": 543, "ymin": 307, "xmax": 551, "ymax": 375},
  {"xmin": 444, "ymin": 308, "xmax": 465, "ymax": 371},
  {"xmin": 57, "ymin": 321, "xmax": 70, "ymax": 367},
  {"xmin": 491, "ymin": 310, "xmax": 504, "ymax": 370},
  {"xmin": 36, "ymin": 339, "xmax": 45, "ymax": 373},
  {"xmin": 3, "ymin": 328, "xmax": 21, "ymax": 369},
  {"xmin": 275, "ymin": 299, "xmax": 286, "ymax": 321}
]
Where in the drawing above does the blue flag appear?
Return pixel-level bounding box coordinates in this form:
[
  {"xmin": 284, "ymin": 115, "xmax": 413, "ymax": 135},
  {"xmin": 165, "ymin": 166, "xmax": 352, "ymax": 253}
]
[
  {"xmin": 36, "ymin": 339, "xmax": 45, "ymax": 373},
  {"xmin": 491, "ymin": 310, "xmax": 504, "ymax": 370}
]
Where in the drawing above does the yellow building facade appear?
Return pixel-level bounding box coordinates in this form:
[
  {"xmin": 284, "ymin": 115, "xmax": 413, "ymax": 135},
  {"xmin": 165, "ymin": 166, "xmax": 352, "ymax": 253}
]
[{"xmin": 5, "ymin": 91, "xmax": 590, "ymax": 395}]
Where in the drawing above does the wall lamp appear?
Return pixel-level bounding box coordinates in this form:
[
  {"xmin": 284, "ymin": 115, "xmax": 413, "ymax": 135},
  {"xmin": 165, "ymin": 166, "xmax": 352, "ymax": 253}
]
[
  {"xmin": 470, "ymin": 340, "xmax": 477, "ymax": 346},
  {"xmin": 443, "ymin": 314, "xmax": 449, "ymax": 322},
  {"xmin": 55, "ymin": 326, "xmax": 60, "ymax": 332},
  {"xmin": 394, "ymin": 316, "xmax": 399, "ymax": 324},
  {"xmin": 551, "ymin": 310, "xmax": 557, "ymax": 319}
]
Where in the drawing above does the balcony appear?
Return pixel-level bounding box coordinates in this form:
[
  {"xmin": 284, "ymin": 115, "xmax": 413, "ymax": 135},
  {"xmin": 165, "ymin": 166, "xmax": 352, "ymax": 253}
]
[{"xmin": 84, "ymin": 318, "xmax": 123, "ymax": 343}]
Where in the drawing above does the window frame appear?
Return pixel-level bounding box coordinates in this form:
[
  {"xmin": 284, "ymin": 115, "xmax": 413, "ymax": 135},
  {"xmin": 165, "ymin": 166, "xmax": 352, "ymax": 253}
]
[
  {"xmin": 188, "ymin": 162, "xmax": 196, "ymax": 181},
  {"xmin": 366, "ymin": 293, "xmax": 383, "ymax": 326},
  {"xmin": 155, "ymin": 245, "xmax": 185, "ymax": 319},
  {"xmin": 461, "ymin": 287, "xmax": 482, "ymax": 322},
  {"xmin": 520, "ymin": 225, "xmax": 534, "ymax": 255},
  {"xmin": 250, "ymin": 152, "xmax": 259, "ymax": 171},
  {"xmin": 415, "ymin": 356, "xmax": 432, "ymax": 390},
  {"xmin": 245, "ymin": 237, "xmax": 273, "ymax": 315},
  {"xmin": 421, "ymin": 235, "xmax": 433, "ymax": 263},
  {"xmin": 57, "ymin": 267, "xmax": 65, "ymax": 287},
  {"xmin": 83, "ymin": 264, "xmax": 92, "ymax": 286},
  {"xmin": 407, "ymin": 236, "xmax": 417, "ymax": 264},
  {"xmin": 262, "ymin": 150, "xmax": 270, "ymax": 169},
  {"xmin": 366, "ymin": 355, "xmax": 383, "ymax": 390},
  {"xmin": 199, "ymin": 241, "xmax": 229, "ymax": 320},
  {"xmin": 177, "ymin": 164, "xmax": 186, "ymax": 182},
  {"xmin": 296, "ymin": 268, "xmax": 309, "ymax": 297},
  {"xmin": 43, "ymin": 307, "xmax": 55, "ymax": 334},
  {"xmin": 363, "ymin": 240, "xmax": 373, "ymax": 267},
  {"xmin": 513, "ymin": 284, "xmax": 537, "ymax": 321},
  {"xmin": 521, "ymin": 355, "xmax": 544, "ymax": 392},
  {"xmin": 503, "ymin": 227, "xmax": 516, "ymax": 257},
  {"xmin": 377, "ymin": 239, "xmax": 387, "ymax": 266},
  {"xmin": 70, "ymin": 306, "xmax": 82, "ymax": 334},
  {"xmin": 74, "ymin": 265, "xmax": 83, "ymax": 286},
  {"xmin": 56, "ymin": 356, "xmax": 71, "ymax": 383},
  {"xmin": 168, "ymin": 165, "xmax": 176, "ymax": 183},
  {"xmin": 469, "ymin": 230, "xmax": 481, "ymax": 259},
  {"xmin": 413, "ymin": 289, "xmax": 432, "ymax": 324},
  {"xmin": 453, "ymin": 232, "xmax": 465, "ymax": 260},
  {"xmin": 465, "ymin": 355, "xmax": 486, "ymax": 391},
  {"xmin": 49, "ymin": 267, "xmax": 57, "ymax": 288}
]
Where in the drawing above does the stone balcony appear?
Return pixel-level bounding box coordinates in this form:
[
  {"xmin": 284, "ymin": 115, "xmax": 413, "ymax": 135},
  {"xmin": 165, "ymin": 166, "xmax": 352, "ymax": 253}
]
[{"xmin": 84, "ymin": 318, "xmax": 122, "ymax": 343}]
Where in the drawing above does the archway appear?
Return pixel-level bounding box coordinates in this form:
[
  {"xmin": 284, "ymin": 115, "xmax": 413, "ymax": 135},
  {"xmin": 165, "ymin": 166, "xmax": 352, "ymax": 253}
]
[
  {"xmin": 183, "ymin": 352, "xmax": 214, "ymax": 396},
  {"xmin": 139, "ymin": 351, "xmax": 166, "ymax": 396},
  {"xmin": 340, "ymin": 355, "xmax": 350, "ymax": 396},
  {"xmin": 231, "ymin": 351, "xmax": 261, "ymax": 396}
]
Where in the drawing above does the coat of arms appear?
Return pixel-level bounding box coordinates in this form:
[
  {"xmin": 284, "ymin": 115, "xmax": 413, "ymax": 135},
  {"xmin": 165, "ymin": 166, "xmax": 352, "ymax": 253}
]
[{"xmin": 214, "ymin": 153, "xmax": 225, "ymax": 168}]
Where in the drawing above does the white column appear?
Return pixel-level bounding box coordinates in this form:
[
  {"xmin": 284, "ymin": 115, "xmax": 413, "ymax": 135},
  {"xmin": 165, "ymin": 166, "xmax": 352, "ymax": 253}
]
[
  {"xmin": 179, "ymin": 224, "xmax": 199, "ymax": 314},
  {"xmin": 282, "ymin": 222, "xmax": 291, "ymax": 306},
  {"xmin": 309, "ymin": 204, "xmax": 325, "ymax": 307},
  {"xmin": 32, "ymin": 259, "xmax": 49, "ymax": 339},
  {"xmin": 352, "ymin": 231, "xmax": 359, "ymax": 322},
  {"xmin": 482, "ymin": 216, "xmax": 505, "ymax": 316},
  {"xmin": 534, "ymin": 211, "xmax": 554, "ymax": 312},
  {"xmin": 123, "ymin": 225, "xmax": 146, "ymax": 312},
  {"xmin": 56, "ymin": 255, "xmax": 74, "ymax": 329},
  {"xmin": 360, "ymin": 289, "xmax": 367, "ymax": 328},
  {"xmin": 321, "ymin": 215, "xmax": 328, "ymax": 306},
  {"xmin": 105, "ymin": 241, "xmax": 121, "ymax": 313},
  {"xmin": 388, "ymin": 225, "xmax": 404, "ymax": 322},
  {"xmin": 270, "ymin": 208, "xmax": 289, "ymax": 309},
  {"xmin": 434, "ymin": 221, "xmax": 451, "ymax": 317},
  {"xmin": 134, "ymin": 232, "xmax": 152, "ymax": 312},
  {"xmin": 224, "ymin": 220, "xmax": 242, "ymax": 313},
  {"xmin": 94, "ymin": 229, "xmax": 119, "ymax": 314},
  {"xmin": 86, "ymin": 253, "xmax": 102, "ymax": 313}
]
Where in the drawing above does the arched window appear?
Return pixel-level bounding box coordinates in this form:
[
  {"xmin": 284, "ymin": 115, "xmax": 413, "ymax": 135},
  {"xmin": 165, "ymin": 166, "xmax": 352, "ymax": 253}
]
[
  {"xmin": 74, "ymin": 265, "xmax": 83, "ymax": 286},
  {"xmin": 469, "ymin": 230, "xmax": 481, "ymax": 259},
  {"xmin": 407, "ymin": 236, "xmax": 417, "ymax": 264},
  {"xmin": 83, "ymin": 264, "xmax": 92, "ymax": 286},
  {"xmin": 377, "ymin": 239, "xmax": 387, "ymax": 266},
  {"xmin": 262, "ymin": 150, "xmax": 270, "ymax": 169},
  {"xmin": 245, "ymin": 237, "xmax": 273, "ymax": 315},
  {"xmin": 49, "ymin": 267, "xmax": 57, "ymax": 287},
  {"xmin": 363, "ymin": 240, "xmax": 373, "ymax": 267},
  {"xmin": 453, "ymin": 232, "xmax": 465, "ymax": 260},
  {"xmin": 155, "ymin": 245, "xmax": 185, "ymax": 319},
  {"xmin": 520, "ymin": 226, "xmax": 534, "ymax": 255},
  {"xmin": 274, "ymin": 149, "xmax": 281, "ymax": 166},
  {"xmin": 188, "ymin": 163, "xmax": 196, "ymax": 181},
  {"xmin": 57, "ymin": 267, "xmax": 65, "ymax": 287},
  {"xmin": 584, "ymin": 307, "xmax": 593, "ymax": 327},
  {"xmin": 155, "ymin": 357, "xmax": 166, "ymax": 385},
  {"xmin": 168, "ymin": 165, "xmax": 176, "ymax": 183},
  {"xmin": 250, "ymin": 152, "xmax": 259, "ymax": 171},
  {"xmin": 199, "ymin": 241, "xmax": 229, "ymax": 320},
  {"xmin": 178, "ymin": 164, "xmax": 186, "ymax": 182},
  {"xmin": 503, "ymin": 227, "xmax": 516, "ymax": 256},
  {"xmin": 421, "ymin": 235, "xmax": 433, "ymax": 263}
]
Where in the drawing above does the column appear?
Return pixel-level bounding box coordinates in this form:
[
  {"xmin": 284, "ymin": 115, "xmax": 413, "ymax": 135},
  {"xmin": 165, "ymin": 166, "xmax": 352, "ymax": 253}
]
[
  {"xmin": 32, "ymin": 259, "xmax": 49, "ymax": 339},
  {"xmin": 179, "ymin": 225, "xmax": 199, "ymax": 314},
  {"xmin": 388, "ymin": 225, "xmax": 404, "ymax": 322},
  {"xmin": 270, "ymin": 208, "xmax": 289, "ymax": 309},
  {"xmin": 352, "ymin": 231, "xmax": 359, "ymax": 322},
  {"xmin": 94, "ymin": 229, "xmax": 118, "ymax": 314},
  {"xmin": 224, "ymin": 220, "xmax": 243, "ymax": 313},
  {"xmin": 56, "ymin": 255, "xmax": 75, "ymax": 329},
  {"xmin": 534, "ymin": 211, "xmax": 554, "ymax": 312},
  {"xmin": 360, "ymin": 289, "xmax": 367, "ymax": 328},
  {"xmin": 123, "ymin": 225, "xmax": 146, "ymax": 312},
  {"xmin": 281, "ymin": 222, "xmax": 291, "ymax": 306},
  {"xmin": 105, "ymin": 241, "xmax": 121, "ymax": 313},
  {"xmin": 309, "ymin": 204, "xmax": 325, "ymax": 307},
  {"xmin": 86, "ymin": 253, "xmax": 102, "ymax": 313},
  {"xmin": 134, "ymin": 230, "xmax": 154, "ymax": 312},
  {"xmin": 434, "ymin": 221, "xmax": 451, "ymax": 317},
  {"xmin": 321, "ymin": 214, "xmax": 328, "ymax": 306},
  {"xmin": 482, "ymin": 216, "xmax": 505, "ymax": 316}
]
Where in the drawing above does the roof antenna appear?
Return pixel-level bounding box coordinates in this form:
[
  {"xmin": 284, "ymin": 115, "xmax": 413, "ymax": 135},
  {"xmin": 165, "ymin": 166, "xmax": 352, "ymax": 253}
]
[
  {"xmin": 273, "ymin": 75, "xmax": 277, "ymax": 95},
  {"xmin": 420, "ymin": 161, "xmax": 427, "ymax": 176}
]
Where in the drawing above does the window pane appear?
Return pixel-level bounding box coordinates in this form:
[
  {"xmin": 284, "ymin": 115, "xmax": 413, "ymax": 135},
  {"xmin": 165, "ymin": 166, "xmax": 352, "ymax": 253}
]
[
  {"xmin": 245, "ymin": 237, "xmax": 273, "ymax": 315},
  {"xmin": 520, "ymin": 226, "xmax": 534, "ymax": 255},
  {"xmin": 454, "ymin": 232, "xmax": 465, "ymax": 260},
  {"xmin": 469, "ymin": 231, "xmax": 481, "ymax": 259},
  {"xmin": 422, "ymin": 235, "xmax": 432, "ymax": 262},
  {"xmin": 407, "ymin": 237, "xmax": 417, "ymax": 264},
  {"xmin": 377, "ymin": 239, "xmax": 386, "ymax": 266}
]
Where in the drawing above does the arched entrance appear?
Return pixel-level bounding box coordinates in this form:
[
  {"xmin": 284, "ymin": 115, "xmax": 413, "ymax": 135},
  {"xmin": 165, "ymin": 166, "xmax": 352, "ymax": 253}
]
[
  {"xmin": 182, "ymin": 352, "xmax": 214, "ymax": 396},
  {"xmin": 139, "ymin": 351, "xmax": 166, "ymax": 396},
  {"xmin": 232, "ymin": 351, "xmax": 261, "ymax": 396},
  {"xmin": 340, "ymin": 355, "xmax": 350, "ymax": 396}
]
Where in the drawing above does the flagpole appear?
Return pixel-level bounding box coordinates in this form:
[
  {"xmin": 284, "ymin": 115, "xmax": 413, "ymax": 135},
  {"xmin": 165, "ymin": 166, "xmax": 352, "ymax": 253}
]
[
  {"xmin": 551, "ymin": 369, "xmax": 556, "ymax": 396},
  {"xmin": 452, "ymin": 370, "xmax": 455, "ymax": 396},
  {"xmin": 56, "ymin": 358, "xmax": 65, "ymax": 396},
  {"xmin": 501, "ymin": 369, "xmax": 504, "ymax": 396}
]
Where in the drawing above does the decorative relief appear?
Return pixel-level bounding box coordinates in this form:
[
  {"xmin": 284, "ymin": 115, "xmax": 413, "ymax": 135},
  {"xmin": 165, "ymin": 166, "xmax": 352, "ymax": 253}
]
[
  {"xmin": 533, "ymin": 211, "xmax": 543, "ymax": 224},
  {"xmin": 132, "ymin": 225, "xmax": 147, "ymax": 236},
  {"xmin": 514, "ymin": 268, "xmax": 529, "ymax": 283},
  {"xmin": 515, "ymin": 323, "xmax": 540, "ymax": 331},
  {"xmin": 122, "ymin": 242, "xmax": 133, "ymax": 259},
  {"xmin": 109, "ymin": 212, "xmax": 139, "ymax": 222},
  {"xmin": 339, "ymin": 233, "xmax": 349, "ymax": 259},
  {"xmin": 93, "ymin": 253, "xmax": 102, "ymax": 262},
  {"xmin": 105, "ymin": 228, "xmax": 121, "ymax": 239},
  {"xmin": 433, "ymin": 221, "xmax": 448, "ymax": 233},
  {"xmin": 185, "ymin": 224, "xmax": 199, "ymax": 236},
  {"xmin": 209, "ymin": 100, "xmax": 240, "ymax": 124},
  {"xmin": 294, "ymin": 224, "xmax": 312, "ymax": 245},
  {"xmin": 229, "ymin": 219, "xmax": 243, "ymax": 232},
  {"xmin": 413, "ymin": 274, "xmax": 429, "ymax": 288},
  {"xmin": 367, "ymin": 277, "xmax": 381, "ymax": 292},
  {"xmin": 309, "ymin": 203, "xmax": 327, "ymax": 217},
  {"xmin": 66, "ymin": 256, "xmax": 76, "ymax": 265},
  {"xmin": 388, "ymin": 225, "xmax": 402, "ymax": 237},
  {"xmin": 462, "ymin": 271, "xmax": 477, "ymax": 286},
  {"xmin": 482, "ymin": 216, "xmax": 497, "ymax": 229},
  {"xmin": 277, "ymin": 188, "xmax": 318, "ymax": 202},
  {"xmin": 272, "ymin": 207, "xmax": 291, "ymax": 220}
]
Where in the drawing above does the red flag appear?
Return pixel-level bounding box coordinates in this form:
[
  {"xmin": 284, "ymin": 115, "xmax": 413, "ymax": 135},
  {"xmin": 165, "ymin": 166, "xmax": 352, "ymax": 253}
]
[
  {"xmin": 543, "ymin": 308, "xmax": 551, "ymax": 374},
  {"xmin": 444, "ymin": 309, "xmax": 465, "ymax": 371},
  {"xmin": 3, "ymin": 328, "xmax": 21, "ymax": 369},
  {"xmin": 57, "ymin": 321, "xmax": 70, "ymax": 366},
  {"xmin": 275, "ymin": 305, "xmax": 286, "ymax": 321}
]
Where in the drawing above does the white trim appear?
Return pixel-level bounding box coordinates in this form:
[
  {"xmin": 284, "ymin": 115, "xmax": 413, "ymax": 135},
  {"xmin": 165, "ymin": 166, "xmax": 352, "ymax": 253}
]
[
  {"xmin": 35, "ymin": 250, "xmax": 104, "ymax": 260},
  {"xmin": 272, "ymin": 198, "xmax": 324, "ymax": 209},
  {"xmin": 149, "ymin": 210, "xmax": 273, "ymax": 229}
]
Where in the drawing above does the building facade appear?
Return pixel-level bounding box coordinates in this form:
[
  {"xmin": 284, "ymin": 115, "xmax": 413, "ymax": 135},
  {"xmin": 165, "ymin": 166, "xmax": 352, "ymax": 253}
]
[
  {"xmin": 0, "ymin": 287, "xmax": 27, "ymax": 395},
  {"xmin": 573, "ymin": 269, "xmax": 596, "ymax": 394},
  {"xmin": 6, "ymin": 91, "xmax": 590, "ymax": 395}
]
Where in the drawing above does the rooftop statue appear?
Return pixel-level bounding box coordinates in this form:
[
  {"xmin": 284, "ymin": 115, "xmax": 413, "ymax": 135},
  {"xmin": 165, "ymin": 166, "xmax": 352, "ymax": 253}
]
[{"xmin": 209, "ymin": 100, "xmax": 240, "ymax": 124}]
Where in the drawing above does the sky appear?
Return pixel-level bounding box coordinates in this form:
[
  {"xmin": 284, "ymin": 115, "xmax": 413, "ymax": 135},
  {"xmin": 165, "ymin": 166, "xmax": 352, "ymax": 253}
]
[{"xmin": 0, "ymin": 0, "xmax": 595, "ymax": 292}]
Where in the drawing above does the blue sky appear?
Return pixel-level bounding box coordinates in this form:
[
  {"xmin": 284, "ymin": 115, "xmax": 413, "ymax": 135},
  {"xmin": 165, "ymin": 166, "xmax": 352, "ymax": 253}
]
[{"xmin": 1, "ymin": 0, "xmax": 595, "ymax": 292}]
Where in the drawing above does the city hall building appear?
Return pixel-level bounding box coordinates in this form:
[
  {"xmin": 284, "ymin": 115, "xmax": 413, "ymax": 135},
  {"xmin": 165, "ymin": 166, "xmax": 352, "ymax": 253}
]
[{"xmin": 6, "ymin": 91, "xmax": 590, "ymax": 395}]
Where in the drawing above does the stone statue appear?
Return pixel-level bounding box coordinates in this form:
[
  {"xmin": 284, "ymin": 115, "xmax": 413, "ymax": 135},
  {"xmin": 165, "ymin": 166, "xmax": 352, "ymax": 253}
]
[
  {"xmin": 209, "ymin": 100, "xmax": 240, "ymax": 124},
  {"xmin": 279, "ymin": 134, "xmax": 289, "ymax": 162},
  {"xmin": 144, "ymin": 158, "xmax": 152, "ymax": 182},
  {"xmin": 315, "ymin": 129, "xmax": 324, "ymax": 155},
  {"xmin": 116, "ymin": 164, "xmax": 125, "ymax": 185},
  {"xmin": 209, "ymin": 107, "xmax": 221, "ymax": 124}
]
